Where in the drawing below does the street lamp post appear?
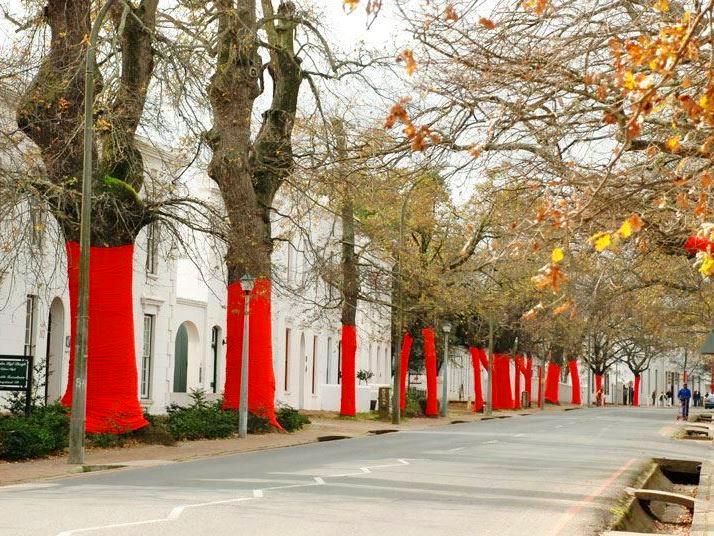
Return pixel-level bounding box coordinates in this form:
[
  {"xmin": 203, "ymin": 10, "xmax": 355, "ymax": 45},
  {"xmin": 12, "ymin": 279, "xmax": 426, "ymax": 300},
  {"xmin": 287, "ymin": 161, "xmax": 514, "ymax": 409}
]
[
  {"xmin": 441, "ymin": 322, "xmax": 452, "ymax": 418},
  {"xmin": 238, "ymin": 274, "xmax": 254, "ymax": 439},
  {"xmin": 68, "ymin": 0, "xmax": 116, "ymax": 465}
]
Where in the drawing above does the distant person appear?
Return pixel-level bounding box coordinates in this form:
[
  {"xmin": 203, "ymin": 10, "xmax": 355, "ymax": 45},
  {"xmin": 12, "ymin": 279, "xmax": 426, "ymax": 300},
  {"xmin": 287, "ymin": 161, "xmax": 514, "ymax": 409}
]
[
  {"xmin": 694, "ymin": 390, "xmax": 701, "ymax": 407},
  {"xmin": 628, "ymin": 384, "xmax": 634, "ymax": 405},
  {"xmin": 652, "ymin": 391, "xmax": 656, "ymax": 406},
  {"xmin": 666, "ymin": 390, "xmax": 673, "ymax": 407},
  {"xmin": 596, "ymin": 388, "xmax": 603, "ymax": 407},
  {"xmin": 678, "ymin": 383, "xmax": 692, "ymax": 421},
  {"xmin": 622, "ymin": 385, "xmax": 628, "ymax": 405}
]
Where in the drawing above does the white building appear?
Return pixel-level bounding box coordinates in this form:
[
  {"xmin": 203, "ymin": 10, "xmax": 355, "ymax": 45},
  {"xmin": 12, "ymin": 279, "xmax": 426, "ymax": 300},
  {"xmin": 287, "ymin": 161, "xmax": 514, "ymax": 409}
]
[{"xmin": 0, "ymin": 132, "xmax": 392, "ymax": 414}]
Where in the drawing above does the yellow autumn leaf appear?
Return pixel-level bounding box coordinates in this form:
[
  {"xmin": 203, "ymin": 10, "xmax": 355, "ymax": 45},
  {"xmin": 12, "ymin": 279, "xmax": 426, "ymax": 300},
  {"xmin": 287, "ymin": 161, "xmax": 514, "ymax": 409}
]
[
  {"xmin": 623, "ymin": 71, "xmax": 637, "ymax": 90},
  {"xmin": 665, "ymin": 135, "xmax": 681, "ymax": 152},
  {"xmin": 618, "ymin": 219, "xmax": 634, "ymax": 238},
  {"xmin": 551, "ymin": 247, "xmax": 564, "ymax": 263},
  {"xmin": 591, "ymin": 232, "xmax": 612, "ymax": 252},
  {"xmin": 653, "ymin": 0, "xmax": 669, "ymax": 12},
  {"xmin": 699, "ymin": 254, "xmax": 714, "ymax": 277}
]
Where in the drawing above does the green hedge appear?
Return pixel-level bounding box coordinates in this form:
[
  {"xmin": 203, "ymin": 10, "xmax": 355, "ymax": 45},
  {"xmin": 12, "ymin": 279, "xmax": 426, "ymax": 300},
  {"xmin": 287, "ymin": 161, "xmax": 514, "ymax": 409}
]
[
  {"xmin": 0, "ymin": 391, "xmax": 311, "ymax": 460},
  {"xmin": 0, "ymin": 404, "xmax": 69, "ymax": 461}
]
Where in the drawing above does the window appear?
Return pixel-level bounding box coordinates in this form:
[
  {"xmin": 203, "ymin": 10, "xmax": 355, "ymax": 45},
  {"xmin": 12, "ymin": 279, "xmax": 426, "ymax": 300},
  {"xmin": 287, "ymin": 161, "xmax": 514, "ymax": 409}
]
[
  {"xmin": 284, "ymin": 328, "xmax": 291, "ymax": 391},
  {"xmin": 211, "ymin": 326, "xmax": 221, "ymax": 393},
  {"xmin": 145, "ymin": 223, "xmax": 158, "ymax": 274},
  {"xmin": 24, "ymin": 295, "xmax": 37, "ymax": 357},
  {"xmin": 368, "ymin": 344, "xmax": 373, "ymax": 375},
  {"xmin": 312, "ymin": 335, "xmax": 318, "ymax": 394},
  {"xmin": 338, "ymin": 341, "xmax": 342, "ymax": 384},
  {"xmin": 141, "ymin": 315, "xmax": 154, "ymax": 399},
  {"xmin": 326, "ymin": 337, "xmax": 333, "ymax": 384}
]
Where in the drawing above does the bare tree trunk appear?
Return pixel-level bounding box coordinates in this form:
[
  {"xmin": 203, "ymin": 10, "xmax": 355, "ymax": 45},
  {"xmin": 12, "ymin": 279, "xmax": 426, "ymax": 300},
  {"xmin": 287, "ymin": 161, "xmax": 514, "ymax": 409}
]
[
  {"xmin": 210, "ymin": 1, "xmax": 302, "ymax": 425},
  {"xmin": 15, "ymin": 0, "xmax": 158, "ymax": 433}
]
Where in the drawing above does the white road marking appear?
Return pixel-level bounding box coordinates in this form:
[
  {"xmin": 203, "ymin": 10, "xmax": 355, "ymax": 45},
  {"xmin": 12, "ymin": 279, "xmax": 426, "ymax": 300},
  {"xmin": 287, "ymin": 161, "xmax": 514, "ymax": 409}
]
[
  {"xmin": 55, "ymin": 459, "xmax": 412, "ymax": 536},
  {"xmin": 514, "ymin": 433, "xmax": 526, "ymax": 437},
  {"xmin": 483, "ymin": 440, "xmax": 499, "ymax": 444},
  {"xmin": 445, "ymin": 446, "xmax": 466, "ymax": 452}
]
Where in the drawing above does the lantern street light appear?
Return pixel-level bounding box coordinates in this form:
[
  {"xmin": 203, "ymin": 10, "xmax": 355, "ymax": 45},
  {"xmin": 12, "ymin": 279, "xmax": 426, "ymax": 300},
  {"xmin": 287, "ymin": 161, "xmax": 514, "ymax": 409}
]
[
  {"xmin": 238, "ymin": 274, "xmax": 255, "ymax": 439},
  {"xmin": 441, "ymin": 322, "xmax": 452, "ymax": 417}
]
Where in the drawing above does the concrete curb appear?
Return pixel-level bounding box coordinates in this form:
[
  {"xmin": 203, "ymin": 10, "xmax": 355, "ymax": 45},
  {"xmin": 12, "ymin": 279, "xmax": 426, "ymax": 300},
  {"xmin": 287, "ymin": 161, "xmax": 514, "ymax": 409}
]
[{"xmin": 692, "ymin": 460, "xmax": 714, "ymax": 535}]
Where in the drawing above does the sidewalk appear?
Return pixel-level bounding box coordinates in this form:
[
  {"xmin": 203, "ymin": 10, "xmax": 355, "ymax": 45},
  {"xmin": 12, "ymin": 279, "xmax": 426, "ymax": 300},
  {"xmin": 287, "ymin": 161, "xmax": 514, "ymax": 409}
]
[{"xmin": 0, "ymin": 404, "xmax": 577, "ymax": 487}]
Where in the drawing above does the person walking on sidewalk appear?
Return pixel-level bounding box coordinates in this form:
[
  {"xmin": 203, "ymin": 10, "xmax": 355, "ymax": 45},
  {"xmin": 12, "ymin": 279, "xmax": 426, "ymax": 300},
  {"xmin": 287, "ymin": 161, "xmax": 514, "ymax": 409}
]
[{"xmin": 678, "ymin": 383, "xmax": 692, "ymax": 421}]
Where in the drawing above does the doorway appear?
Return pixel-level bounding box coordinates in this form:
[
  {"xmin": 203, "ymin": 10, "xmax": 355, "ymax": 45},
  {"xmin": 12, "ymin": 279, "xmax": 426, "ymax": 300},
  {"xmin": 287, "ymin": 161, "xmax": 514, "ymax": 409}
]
[{"xmin": 44, "ymin": 298, "xmax": 65, "ymax": 403}]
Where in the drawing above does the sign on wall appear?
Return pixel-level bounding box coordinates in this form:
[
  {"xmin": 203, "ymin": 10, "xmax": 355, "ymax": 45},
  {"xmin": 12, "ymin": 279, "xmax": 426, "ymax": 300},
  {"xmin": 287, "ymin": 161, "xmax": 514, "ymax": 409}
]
[{"xmin": 0, "ymin": 355, "xmax": 33, "ymax": 415}]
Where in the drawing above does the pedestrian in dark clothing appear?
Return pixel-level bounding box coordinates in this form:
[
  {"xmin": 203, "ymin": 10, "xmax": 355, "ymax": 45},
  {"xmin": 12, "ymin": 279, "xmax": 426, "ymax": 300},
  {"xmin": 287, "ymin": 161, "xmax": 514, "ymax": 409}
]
[
  {"xmin": 652, "ymin": 391, "xmax": 656, "ymax": 406},
  {"xmin": 622, "ymin": 385, "xmax": 627, "ymax": 405},
  {"xmin": 694, "ymin": 390, "xmax": 700, "ymax": 407},
  {"xmin": 628, "ymin": 385, "xmax": 634, "ymax": 405},
  {"xmin": 678, "ymin": 383, "xmax": 692, "ymax": 420}
]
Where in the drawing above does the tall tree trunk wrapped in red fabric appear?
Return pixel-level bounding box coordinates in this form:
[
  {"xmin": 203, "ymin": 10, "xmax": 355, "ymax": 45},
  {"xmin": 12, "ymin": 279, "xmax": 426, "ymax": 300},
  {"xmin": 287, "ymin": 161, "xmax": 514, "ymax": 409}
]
[
  {"xmin": 524, "ymin": 356, "xmax": 533, "ymax": 406},
  {"xmin": 568, "ymin": 360, "xmax": 582, "ymax": 405},
  {"xmin": 62, "ymin": 242, "xmax": 147, "ymax": 434},
  {"xmin": 544, "ymin": 362, "xmax": 561, "ymax": 404},
  {"xmin": 492, "ymin": 354, "xmax": 514, "ymax": 409},
  {"xmin": 514, "ymin": 355, "xmax": 523, "ymax": 409},
  {"xmin": 595, "ymin": 373, "xmax": 603, "ymax": 393},
  {"xmin": 470, "ymin": 347, "xmax": 484, "ymax": 412},
  {"xmin": 340, "ymin": 325, "xmax": 357, "ymax": 416},
  {"xmin": 399, "ymin": 333, "xmax": 413, "ymax": 411},
  {"xmin": 633, "ymin": 375, "xmax": 640, "ymax": 406},
  {"xmin": 423, "ymin": 328, "xmax": 439, "ymax": 416},
  {"xmin": 222, "ymin": 279, "xmax": 280, "ymax": 427}
]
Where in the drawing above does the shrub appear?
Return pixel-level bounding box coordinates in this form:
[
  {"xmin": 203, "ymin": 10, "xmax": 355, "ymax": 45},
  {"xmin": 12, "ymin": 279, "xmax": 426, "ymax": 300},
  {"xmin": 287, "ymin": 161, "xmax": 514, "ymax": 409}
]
[
  {"xmin": 165, "ymin": 390, "xmax": 236, "ymax": 440},
  {"xmin": 133, "ymin": 414, "xmax": 176, "ymax": 446},
  {"xmin": 0, "ymin": 403, "xmax": 69, "ymax": 460},
  {"xmin": 87, "ymin": 433, "xmax": 125, "ymax": 449},
  {"xmin": 406, "ymin": 388, "xmax": 425, "ymax": 417},
  {"xmin": 276, "ymin": 404, "xmax": 310, "ymax": 432}
]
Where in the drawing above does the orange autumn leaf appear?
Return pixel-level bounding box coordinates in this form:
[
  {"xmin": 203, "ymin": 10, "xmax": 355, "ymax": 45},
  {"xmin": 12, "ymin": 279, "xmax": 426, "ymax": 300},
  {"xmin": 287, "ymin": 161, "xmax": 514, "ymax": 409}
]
[
  {"xmin": 396, "ymin": 49, "xmax": 418, "ymax": 76},
  {"xmin": 552, "ymin": 302, "xmax": 572, "ymax": 316},
  {"xmin": 522, "ymin": 0, "xmax": 547, "ymax": 15},
  {"xmin": 444, "ymin": 4, "xmax": 459, "ymax": 21},
  {"xmin": 653, "ymin": 0, "xmax": 669, "ymax": 12},
  {"xmin": 479, "ymin": 18, "xmax": 497, "ymax": 30}
]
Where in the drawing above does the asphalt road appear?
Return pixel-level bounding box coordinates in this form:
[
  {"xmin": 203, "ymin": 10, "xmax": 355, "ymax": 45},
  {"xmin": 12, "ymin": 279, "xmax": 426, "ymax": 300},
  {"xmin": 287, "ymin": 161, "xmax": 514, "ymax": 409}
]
[{"xmin": 1, "ymin": 407, "xmax": 710, "ymax": 536}]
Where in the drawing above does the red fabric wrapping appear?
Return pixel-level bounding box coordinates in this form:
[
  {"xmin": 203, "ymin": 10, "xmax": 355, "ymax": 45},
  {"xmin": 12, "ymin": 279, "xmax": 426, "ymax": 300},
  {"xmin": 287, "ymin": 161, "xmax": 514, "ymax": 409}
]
[
  {"xmin": 478, "ymin": 349, "xmax": 488, "ymax": 369},
  {"xmin": 340, "ymin": 324, "xmax": 357, "ymax": 416},
  {"xmin": 470, "ymin": 347, "xmax": 484, "ymax": 413},
  {"xmin": 222, "ymin": 280, "xmax": 280, "ymax": 428},
  {"xmin": 62, "ymin": 242, "xmax": 147, "ymax": 434},
  {"xmin": 544, "ymin": 362, "xmax": 561, "ymax": 404},
  {"xmin": 524, "ymin": 356, "xmax": 533, "ymax": 405},
  {"xmin": 684, "ymin": 235, "xmax": 714, "ymax": 254},
  {"xmin": 492, "ymin": 354, "xmax": 514, "ymax": 409},
  {"xmin": 399, "ymin": 333, "xmax": 413, "ymax": 411},
  {"xmin": 568, "ymin": 360, "xmax": 582, "ymax": 405},
  {"xmin": 514, "ymin": 355, "xmax": 523, "ymax": 409},
  {"xmin": 423, "ymin": 328, "xmax": 439, "ymax": 416},
  {"xmin": 633, "ymin": 375, "xmax": 640, "ymax": 406}
]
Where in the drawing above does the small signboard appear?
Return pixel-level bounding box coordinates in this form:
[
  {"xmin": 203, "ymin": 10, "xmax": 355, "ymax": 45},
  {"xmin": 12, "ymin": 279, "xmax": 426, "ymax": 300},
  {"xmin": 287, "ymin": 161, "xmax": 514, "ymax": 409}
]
[{"xmin": 0, "ymin": 355, "xmax": 33, "ymax": 415}]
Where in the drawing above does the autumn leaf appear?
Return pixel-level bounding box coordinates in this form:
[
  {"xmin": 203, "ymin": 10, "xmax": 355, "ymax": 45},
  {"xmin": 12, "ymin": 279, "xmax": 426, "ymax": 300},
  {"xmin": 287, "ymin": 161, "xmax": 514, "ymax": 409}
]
[
  {"xmin": 522, "ymin": 0, "xmax": 547, "ymax": 16},
  {"xmin": 653, "ymin": 0, "xmax": 669, "ymax": 12},
  {"xmin": 697, "ymin": 252, "xmax": 714, "ymax": 277},
  {"xmin": 665, "ymin": 135, "xmax": 681, "ymax": 152},
  {"xmin": 522, "ymin": 302, "xmax": 544, "ymax": 320},
  {"xmin": 343, "ymin": 0, "xmax": 360, "ymax": 11},
  {"xmin": 444, "ymin": 4, "xmax": 459, "ymax": 21},
  {"xmin": 551, "ymin": 247, "xmax": 564, "ymax": 263},
  {"xmin": 590, "ymin": 232, "xmax": 612, "ymax": 252},
  {"xmin": 479, "ymin": 18, "xmax": 497, "ymax": 30},
  {"xmin": 552, "ymin": 301, "xmax": 572, "ymax": 316},
  {"xmin": 396, "ymin": 49, "xmax": 418, "ymax": 76},
  {"xmin": 617, "ymin": 214, "xmax": 644, "ymax": 238}
]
